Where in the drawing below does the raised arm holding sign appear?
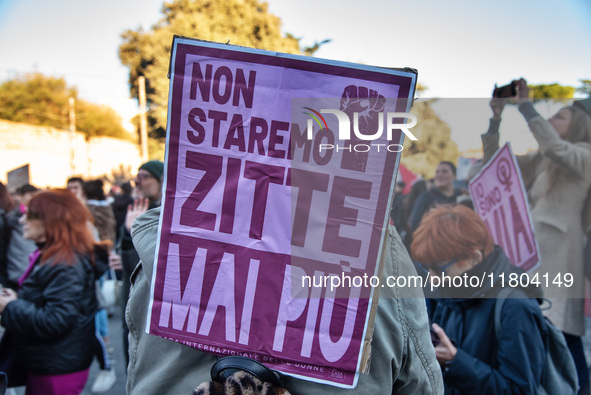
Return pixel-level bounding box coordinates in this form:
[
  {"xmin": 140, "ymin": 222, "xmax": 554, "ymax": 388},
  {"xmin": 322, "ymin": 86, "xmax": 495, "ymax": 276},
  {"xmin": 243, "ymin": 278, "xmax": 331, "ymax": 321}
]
[{"xmin": 479, "ymin": 79, "xmax": 591, "ymax": 391}]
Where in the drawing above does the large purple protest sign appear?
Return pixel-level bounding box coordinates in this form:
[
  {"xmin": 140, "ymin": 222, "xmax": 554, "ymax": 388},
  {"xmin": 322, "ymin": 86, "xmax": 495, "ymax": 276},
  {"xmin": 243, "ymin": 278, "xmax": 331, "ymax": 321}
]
[
  {"xmin": 148, "ymin": 37, "xmax": 416, "ymax": 388},
  {"xmin": 469, "ymin": 143, "xmax": 540, "ymax": 272}
]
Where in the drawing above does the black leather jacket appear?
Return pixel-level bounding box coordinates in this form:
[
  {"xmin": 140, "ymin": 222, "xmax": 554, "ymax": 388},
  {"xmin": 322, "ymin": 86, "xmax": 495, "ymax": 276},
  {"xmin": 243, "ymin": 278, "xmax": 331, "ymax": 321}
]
[{"xmin": 1, "ymin": 248, "xmax": 107, "ymax": 375}]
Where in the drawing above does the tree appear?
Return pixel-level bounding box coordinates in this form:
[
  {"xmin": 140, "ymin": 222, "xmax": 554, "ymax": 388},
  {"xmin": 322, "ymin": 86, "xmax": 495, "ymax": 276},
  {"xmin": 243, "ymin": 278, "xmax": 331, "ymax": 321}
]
[
  {"xmin": 415, "ymin": 83, "xmax": 428, "ymax": 95},
  {"xmin": 76, "ymin": 100, "xmax": 133, "ymax": 140},
  {"xmin": 0, "ymin": 73, "xmax": 131, "ymax": 140},
  {"xmin": 577, "ymin": 79, "xmax": 591, "ymax": 96},
  {"xmin": 0, "ymin": 73, "xmax": 76, "ymax": 127},
  {"xmin": 529, "ymin": 83, "xmax": 575, "ymax": 99},
  {"xmin": 400, "ymin": 98, "xmax": 459, "ymax": 178},
  {"xmin": 118, "ymin": 0, "xmax": 323, "ymax": 139}
]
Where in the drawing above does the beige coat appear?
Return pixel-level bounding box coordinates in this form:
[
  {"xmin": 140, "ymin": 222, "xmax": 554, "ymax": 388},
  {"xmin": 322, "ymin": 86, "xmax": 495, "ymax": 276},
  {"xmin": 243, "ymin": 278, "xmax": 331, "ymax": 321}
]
[
  {"xmin": 482, "ymin": 115, "xmax": 591, "ymax": 336},
  {"xmin": 126, "ymin": 207, "xmax": 443, "ymax": 394}
]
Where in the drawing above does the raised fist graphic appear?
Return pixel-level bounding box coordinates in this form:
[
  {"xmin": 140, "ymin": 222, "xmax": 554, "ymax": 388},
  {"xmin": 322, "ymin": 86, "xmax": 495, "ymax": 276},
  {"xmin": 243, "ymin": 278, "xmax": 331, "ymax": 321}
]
[
  {"xmin": 340, "ymin": 85, "xmax": 386, "ymax": 134},
  {"xmin": 338, "ymin": 85, "xmax": 386, "ymax": 172}
]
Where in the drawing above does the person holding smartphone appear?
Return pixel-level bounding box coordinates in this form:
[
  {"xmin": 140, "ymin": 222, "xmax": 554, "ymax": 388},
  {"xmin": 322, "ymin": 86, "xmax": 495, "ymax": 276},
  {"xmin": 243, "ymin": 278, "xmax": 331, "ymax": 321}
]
[
  {"xmin": 412, "ymin": 205, "xmax": 546, "ymax": 394},
  {"xmin": 482, "ymin": 79, "xmax": 591, "ymax": 393}
]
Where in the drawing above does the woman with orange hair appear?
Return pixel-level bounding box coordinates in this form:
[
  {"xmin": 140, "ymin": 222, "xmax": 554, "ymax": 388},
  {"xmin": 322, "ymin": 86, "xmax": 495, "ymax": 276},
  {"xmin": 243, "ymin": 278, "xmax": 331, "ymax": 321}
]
[
  {"xmin": 411, "ymin": 204, "xmax": 547, "ymax": 394},
  {"xmin": 0, "ymin": 189, "xmax": 109, "ymax": 394}
]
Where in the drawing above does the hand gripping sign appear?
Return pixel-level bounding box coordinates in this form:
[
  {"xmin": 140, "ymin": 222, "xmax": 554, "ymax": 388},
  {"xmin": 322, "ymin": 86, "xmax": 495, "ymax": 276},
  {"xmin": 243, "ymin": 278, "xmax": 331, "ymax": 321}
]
[
  {"xmin": 469, "ymin": 143, "xmax": 540, "ymax": 272},
  {"xmin": 148, "ymin": 36, "xmax": 417, "ymax": 388}
]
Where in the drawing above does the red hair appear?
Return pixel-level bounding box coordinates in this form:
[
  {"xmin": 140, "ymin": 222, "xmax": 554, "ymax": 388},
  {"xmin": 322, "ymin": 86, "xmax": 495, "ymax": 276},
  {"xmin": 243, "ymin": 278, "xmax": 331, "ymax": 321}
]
[
  {"xmin": 27, "ymin": 189, "xmax": 110, "ymax": 265},
  {"xmin": 411, "ymin": 204, "xmax": 494, "ymax": 265}
]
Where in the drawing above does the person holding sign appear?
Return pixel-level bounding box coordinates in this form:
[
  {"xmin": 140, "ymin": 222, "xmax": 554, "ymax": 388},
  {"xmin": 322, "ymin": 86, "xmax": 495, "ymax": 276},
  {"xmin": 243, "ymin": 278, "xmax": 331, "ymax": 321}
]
[
  {"xmin": 482, "ymin": 78, "xmax": 591, "ymax": 393},
  {"xmin": 411, "ymin": 205, "xmax": 547, "ymax": 394},
  {"xmin": 123, "ymin": 207, "xmax": 443, "ymax": 395}
]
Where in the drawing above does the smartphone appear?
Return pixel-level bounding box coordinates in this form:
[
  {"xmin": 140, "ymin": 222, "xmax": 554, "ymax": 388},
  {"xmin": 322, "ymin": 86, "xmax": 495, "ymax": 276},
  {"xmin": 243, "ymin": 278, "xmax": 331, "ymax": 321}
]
[{"xmin": 492, "ymin": 82, "xmax": 517, "ymax": 98}]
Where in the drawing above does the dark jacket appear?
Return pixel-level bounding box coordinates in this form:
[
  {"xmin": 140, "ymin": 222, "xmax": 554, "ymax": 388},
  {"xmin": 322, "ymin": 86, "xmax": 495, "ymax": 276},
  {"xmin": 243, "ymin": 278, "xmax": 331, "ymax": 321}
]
[
  {"xmin": 112, "ymin": 193, "xmax": 134, "ymax": 242},
  {"xmin": 428, "ymin": 247, "xmax": 546, "ymax": 394},
  {"xmin": 1, "ymin": 247, "xmax": 108, "ymax": 375},
  {"xmin": 390, "ymin": 193, "xmax": 405, "ymax": 229},
  {"xmin": 119, "ymin": 199, "xmax": 160, "ymax": 277},
  {"xmin": 409, "ymin": 187, "xmax": 462, "ymax": 231}
]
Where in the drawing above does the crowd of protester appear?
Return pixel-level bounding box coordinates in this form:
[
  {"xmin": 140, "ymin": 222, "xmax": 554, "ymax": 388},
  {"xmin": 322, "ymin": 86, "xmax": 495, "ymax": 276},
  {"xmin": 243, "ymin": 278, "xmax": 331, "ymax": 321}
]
[
  {"xmin": 0, "ymin": 79, "xmax": 590, "ymax": 394},
  {"xmin": 389, "ymin": 82, "xmax": 591, "ymax": 395},
  {"xmin": 0, "ymin": 162, "xmax": 164, "ymax": 394}
]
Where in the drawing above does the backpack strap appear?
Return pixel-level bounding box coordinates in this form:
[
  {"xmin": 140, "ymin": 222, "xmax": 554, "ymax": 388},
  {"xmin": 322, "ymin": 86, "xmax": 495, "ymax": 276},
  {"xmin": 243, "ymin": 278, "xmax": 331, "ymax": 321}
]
[
  {"xmin": 211, "ymin": 356, "xmax": 283, "ymax": 388},
  {"xmin": 493, "ymin": 287, "xmax": 521, "ymax": 339},
  {"xmin": 493, "ymin": 287, "xmax": 533, "ymax": 372}
]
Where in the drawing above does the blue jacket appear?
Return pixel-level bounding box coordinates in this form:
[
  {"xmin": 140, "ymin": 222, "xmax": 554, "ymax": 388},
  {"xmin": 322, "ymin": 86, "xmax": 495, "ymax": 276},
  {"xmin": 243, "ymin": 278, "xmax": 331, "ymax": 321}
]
[{"xmin": 429, "ymin": 247, "xmax": 546, "ymax": 394}]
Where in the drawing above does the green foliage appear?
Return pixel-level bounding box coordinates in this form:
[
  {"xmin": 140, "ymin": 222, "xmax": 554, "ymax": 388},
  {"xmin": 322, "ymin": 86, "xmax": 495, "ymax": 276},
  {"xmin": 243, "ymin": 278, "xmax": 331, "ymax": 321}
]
[
  {"xmin": 401, "ymin": 99, "xmax": 459, "ymax": 178},
  {"xmin": 77, "ymin": 101, "xmax": 131, "ymax": 140},
  {"xmin": 298, "ymin": 37, "xmax": 331, "ymax": 56},
  {"xmin": 0, "ymin": 73, "xmax": 75, "ymax": 127},
  {"xmin": 415, "ymin": 83, "xmax": 428, "ymax": 94},
  {"xmin": 529, "ymin": 83, "xmax": 575, "ymax": 99},
  {"xmin": 0, "ymin": 73, "xmax": 131, "ymax": 140},
  {"xmin": 118, "ymin": 0, "xmax": 321, "ymax": 138},
  {"xmin": 577, "ymin": 79, "xmax": 591, "ymax": 96}
]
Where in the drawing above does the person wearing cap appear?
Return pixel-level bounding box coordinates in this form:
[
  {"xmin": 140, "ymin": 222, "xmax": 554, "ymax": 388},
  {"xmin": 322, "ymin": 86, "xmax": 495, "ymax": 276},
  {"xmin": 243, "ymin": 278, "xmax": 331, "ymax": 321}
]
[
  {"xmin": 482, "ymin": 79, "xmax": 591, "ymax": 393},
  {"xmin": 134, "ymin": 160, "xmax": 164, "ymax": 207},
  {"xmin": 111, "ymin": 160, "xmax": 164, "ymax": 366}
]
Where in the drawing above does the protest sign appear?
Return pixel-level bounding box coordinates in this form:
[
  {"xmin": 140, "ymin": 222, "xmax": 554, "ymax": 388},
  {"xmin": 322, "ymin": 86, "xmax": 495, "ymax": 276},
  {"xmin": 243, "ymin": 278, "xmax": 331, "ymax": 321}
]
[
  {"xmin": 7, "ymin": 164, "xmax": 29, "ymax": 193},
  {"xmin": 147, "ymin": 36, "xmax": 417, "ymax": 387},
  {"xmin": 469, "ymin": 143, "xmax": 540, "ymax": 272}
]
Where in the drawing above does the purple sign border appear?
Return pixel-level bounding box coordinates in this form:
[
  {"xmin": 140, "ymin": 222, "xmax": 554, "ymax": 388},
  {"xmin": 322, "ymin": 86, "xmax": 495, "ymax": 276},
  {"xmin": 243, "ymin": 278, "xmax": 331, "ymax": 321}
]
[
  {"xmin": 469, "ymin": 142, "xmax": 541, "ymax": 272},
  {"xmin": 149, "ymin": 36, "xmax": 417, "ymax": 388}
]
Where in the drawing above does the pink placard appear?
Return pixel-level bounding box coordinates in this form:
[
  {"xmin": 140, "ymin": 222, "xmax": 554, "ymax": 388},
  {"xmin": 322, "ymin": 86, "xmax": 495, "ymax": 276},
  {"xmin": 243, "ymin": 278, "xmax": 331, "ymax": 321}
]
[
  {"xmin": 147, "ymin": 37, "xmax": 417, "ymax": 388},
  {"xmin": 469, "ymin": 143, "xmax": 540, "ymax": 272}
]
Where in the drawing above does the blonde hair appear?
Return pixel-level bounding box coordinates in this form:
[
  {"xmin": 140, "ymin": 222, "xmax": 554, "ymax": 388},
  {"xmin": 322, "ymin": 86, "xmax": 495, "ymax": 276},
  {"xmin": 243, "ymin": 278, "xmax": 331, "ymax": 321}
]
[{"xmin": 524, "ymin": 106, "xmax": 591, "ymax": 192}]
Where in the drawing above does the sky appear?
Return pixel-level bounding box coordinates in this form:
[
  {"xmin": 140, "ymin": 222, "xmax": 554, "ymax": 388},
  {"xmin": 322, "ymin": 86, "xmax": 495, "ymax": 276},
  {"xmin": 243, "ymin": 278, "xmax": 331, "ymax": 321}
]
[{"xmin": 1, "ymin": 0, "xmax": 590, "ymax": 150}]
